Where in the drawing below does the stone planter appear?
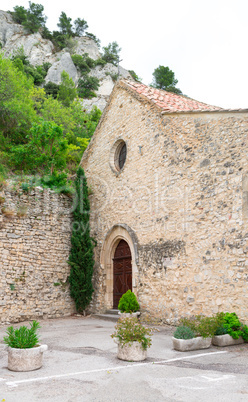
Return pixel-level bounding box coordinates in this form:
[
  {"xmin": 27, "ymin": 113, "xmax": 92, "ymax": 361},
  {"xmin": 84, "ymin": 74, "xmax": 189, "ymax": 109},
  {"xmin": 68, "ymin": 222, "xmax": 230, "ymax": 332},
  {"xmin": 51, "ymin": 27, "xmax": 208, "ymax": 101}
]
[
  {"xmin": 7, "ymin": 344, "xmax": 48, "ymax": 371},
  {"xmin": 116, "ymin": 340, "xmax": 147, "ymax": 361},
  {"xmin": 212, "ymin": 334, "xmax": 244, "ymax": 347},
  {"xmin": 118, "ymin": 311, "xmax": 140, "ymax": 319},
  {"xmin": 172, "ymin": 336, "xmax": 212, "ymax": 352}
]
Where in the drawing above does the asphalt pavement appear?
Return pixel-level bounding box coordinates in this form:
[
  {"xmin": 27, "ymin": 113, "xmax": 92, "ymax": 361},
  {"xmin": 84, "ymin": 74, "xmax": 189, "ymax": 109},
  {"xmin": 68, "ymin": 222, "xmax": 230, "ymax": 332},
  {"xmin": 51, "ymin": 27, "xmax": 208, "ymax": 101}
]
[{"xmin": 0, "ymin": 315, "xmax": 247, "ymax": 402}]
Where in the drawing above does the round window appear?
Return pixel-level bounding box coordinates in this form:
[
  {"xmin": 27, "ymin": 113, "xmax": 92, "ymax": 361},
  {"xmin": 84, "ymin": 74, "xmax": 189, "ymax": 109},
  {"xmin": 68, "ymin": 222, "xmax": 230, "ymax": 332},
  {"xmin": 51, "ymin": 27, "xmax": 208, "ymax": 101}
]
[{"xmin": 114, "ymin": 141, "xmax": 127, "ymax": 171}]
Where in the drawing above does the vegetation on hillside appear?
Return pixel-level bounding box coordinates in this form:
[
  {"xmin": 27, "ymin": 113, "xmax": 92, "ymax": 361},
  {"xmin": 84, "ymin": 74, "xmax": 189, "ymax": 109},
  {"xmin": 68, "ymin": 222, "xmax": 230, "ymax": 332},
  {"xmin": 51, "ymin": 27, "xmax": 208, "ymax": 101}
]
[
  {"xmin": 0, "ymin": 53, "xmax": 101, "ymax": 191},
  {"xmin": 1, "ymin": 2, "xmax": 184, "ymax": 191}
]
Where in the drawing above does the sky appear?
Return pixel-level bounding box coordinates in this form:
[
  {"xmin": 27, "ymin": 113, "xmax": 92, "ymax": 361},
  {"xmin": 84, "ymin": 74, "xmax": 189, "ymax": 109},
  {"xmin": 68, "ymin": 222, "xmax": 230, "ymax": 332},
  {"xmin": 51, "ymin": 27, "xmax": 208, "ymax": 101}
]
[{"xmin": 3, "ymin": 0, "xmax": 248, "ymax": 109}]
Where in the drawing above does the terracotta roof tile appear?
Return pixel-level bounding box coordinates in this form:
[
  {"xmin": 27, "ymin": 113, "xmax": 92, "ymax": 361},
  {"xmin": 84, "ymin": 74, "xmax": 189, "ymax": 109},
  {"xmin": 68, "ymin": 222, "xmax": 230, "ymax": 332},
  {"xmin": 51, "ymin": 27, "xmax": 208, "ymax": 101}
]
[{"xmin": 122, "ymin": 79, "xmax": 222, "ymax": 112}]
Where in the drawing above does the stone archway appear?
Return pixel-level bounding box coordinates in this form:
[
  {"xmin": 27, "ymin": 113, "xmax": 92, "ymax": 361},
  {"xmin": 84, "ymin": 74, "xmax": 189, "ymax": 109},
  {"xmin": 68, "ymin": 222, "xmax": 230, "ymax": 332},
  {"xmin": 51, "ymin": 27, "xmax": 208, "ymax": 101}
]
[{"xmin": 100, "ymin": 224, "xmax": 139, "ymax": 309}]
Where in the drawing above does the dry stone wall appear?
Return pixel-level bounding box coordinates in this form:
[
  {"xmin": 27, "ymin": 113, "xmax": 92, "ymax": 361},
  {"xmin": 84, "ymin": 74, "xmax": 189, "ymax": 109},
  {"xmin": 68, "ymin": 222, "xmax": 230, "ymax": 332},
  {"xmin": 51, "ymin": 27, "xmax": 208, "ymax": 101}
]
[
  {"xmin": 0, "ymin": 183, "xmax": 75, "ymax": 324},
  {"xmin": 82, "ymin": 83, "xmax": 248, "ymax": 324}
]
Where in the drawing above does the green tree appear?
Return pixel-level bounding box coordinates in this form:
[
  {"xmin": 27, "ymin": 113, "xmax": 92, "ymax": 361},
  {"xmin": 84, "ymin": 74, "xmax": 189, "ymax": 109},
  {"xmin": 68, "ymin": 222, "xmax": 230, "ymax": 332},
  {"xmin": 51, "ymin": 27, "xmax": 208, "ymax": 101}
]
[
  {"xmin": 50, "ymin": 31, "xmax": 67, "ymax": 50},
  {"xmin": 152, "ymin": 65, "xmax": 182, "ymax": 94},
  {"xmin": 128, "ymin": 70, "xmax": 142, "ymax": 82},
  {"xmin": 57, "ymin": 71, "xmax": 77, "ymax": 107},
  {"xmin": 71, "ymin": 54, "xmax": 91, "ymax": 74},
  {"xmin": 10, "ymin": 119, "xmax": 68, "ymax": 174},
  {"xmin": 12, "ymin": 5, "xmax": 27, "ymax": 25},
  {"xmin": 77, "ymin": 75, "xmax": 99, "ymax": 99},
  {"xmin": 74, "ymin": 18, "xmax": 88, "ymax": 36},
  {"xmin": 57, "ymin": 11, "xmax": 73, "ymax": 37},
  {"xmin": 102, "ymin": 41, "xmax": 121, "ymax": 66},
  {"xmin": 23, "ymin": 2, "xmax": 47, "ymax": 33},
  {"xmin": 43, "ymin": 81, "xmax": 60, "ymax": 99},
  {"xmin": 0, "ymin": 53, "xmax": 36, "ymax": 143},
  {"xmin": 85, "ymin": 32, "xmax": 101, "ymax": 48},
  {"xmin": 68, "ymin": 166, "xmax": 95, "ymax": 313}
]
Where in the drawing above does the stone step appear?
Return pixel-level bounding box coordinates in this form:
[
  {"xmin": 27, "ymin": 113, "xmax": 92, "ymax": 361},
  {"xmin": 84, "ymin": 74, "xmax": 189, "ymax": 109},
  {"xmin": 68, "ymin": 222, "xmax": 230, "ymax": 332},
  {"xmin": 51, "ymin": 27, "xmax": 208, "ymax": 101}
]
[
  {"xmin": 92, "ymin": 313, "xmax": 119, "ymax": 322},
  {"xmin": 106, "ymin": 309, "xmax": 119, "ymax": 315}
]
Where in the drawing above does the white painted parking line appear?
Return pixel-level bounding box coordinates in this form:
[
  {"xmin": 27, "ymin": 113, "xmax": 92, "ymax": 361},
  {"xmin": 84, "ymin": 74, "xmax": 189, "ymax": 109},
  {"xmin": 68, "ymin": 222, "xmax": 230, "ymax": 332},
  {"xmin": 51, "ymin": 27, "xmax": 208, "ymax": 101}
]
[
  {"xmin": 5, "ymin": 350, "xmax": 227, "ymax": 387},
  {"xmin": 201, "ymin": 374, "xmax": 235, "ymax": 382}
]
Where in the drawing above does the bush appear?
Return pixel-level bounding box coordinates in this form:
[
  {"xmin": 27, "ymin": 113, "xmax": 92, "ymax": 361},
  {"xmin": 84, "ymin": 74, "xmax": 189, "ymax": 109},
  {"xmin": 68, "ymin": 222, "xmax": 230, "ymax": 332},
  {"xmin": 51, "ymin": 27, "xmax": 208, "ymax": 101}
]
[
  {"xmin": 44, "ymin": 81, "xmax": 60, "ymax": 99},
  {"xmin": 111, "ymin": 317, "xmax": 154, "ymax": 350},
  {"xmin": 77, "ymin": 75, "xmax": 99, "ymax": 99},
  {"xmin": 215, "ymin": 312, "xmax": 248, "ymax": 341},
  {"xmin": 180, "ymin": 315, "xmax": 220, "ymax": 338},
  {"xmin": 71, "ymin": 54, "xmax": 90, "ymax": 74},
  {"xmin": 173, "ymin": 325, "xmax": 195, "ymax": 340},
  {"xmin": 40, "ymin": 171, "xmax": 68, "ymax": 189},
  {"xmin": 94, "ymin": 58, "xmax": 107, "ymax": 67},
  {"xmin": 3, "ymin": 321, "xmax": 40, "ymax": 349},
  {"xmin": 118, "ymin": 290, "xmax": 140, "ymax": 313}
]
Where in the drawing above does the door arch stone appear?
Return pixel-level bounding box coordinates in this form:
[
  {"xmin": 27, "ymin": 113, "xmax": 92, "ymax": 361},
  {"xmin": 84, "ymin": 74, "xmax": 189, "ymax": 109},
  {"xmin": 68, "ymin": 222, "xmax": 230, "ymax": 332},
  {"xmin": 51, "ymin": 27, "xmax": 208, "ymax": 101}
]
[{"xmin": 100, "ymin": 224, "xmax": 139, "ymax": 309}]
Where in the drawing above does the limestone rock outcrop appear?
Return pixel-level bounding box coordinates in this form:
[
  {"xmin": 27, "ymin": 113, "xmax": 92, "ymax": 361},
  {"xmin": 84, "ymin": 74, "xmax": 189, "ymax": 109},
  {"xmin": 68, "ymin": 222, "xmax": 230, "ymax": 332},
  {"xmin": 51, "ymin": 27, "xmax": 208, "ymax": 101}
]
[{"xmin": 0, "ymin": 9, "xmax": 132, "ymax": 111}]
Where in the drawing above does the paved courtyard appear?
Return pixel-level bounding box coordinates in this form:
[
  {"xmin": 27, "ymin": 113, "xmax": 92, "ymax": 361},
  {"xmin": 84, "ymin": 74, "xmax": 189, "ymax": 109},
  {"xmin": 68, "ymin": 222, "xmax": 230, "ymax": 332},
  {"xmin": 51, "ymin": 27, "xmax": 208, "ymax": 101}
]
[{"xmin": 0, "ymin": 316, "xmax": 248, "ymax": 401}]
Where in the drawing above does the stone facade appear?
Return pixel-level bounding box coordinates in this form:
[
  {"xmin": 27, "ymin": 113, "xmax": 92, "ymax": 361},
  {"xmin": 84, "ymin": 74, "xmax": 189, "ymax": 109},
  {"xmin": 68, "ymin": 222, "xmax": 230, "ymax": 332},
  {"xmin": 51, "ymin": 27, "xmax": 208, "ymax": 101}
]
[
  {"xmin": 81, "ymin": 79, "xmax": 248, "ymax": 324},
  {"xmin": 0, "ymin": 183, "xmax": 75, "ymax": 324}
]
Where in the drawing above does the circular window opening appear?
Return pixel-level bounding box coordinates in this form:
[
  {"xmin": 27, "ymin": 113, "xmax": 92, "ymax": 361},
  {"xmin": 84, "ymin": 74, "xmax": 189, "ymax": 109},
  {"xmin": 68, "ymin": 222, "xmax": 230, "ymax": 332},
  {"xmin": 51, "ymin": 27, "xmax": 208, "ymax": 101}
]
[{"xmin": 114, "ymin": 141, "xmax": 127, "ymax": 171}]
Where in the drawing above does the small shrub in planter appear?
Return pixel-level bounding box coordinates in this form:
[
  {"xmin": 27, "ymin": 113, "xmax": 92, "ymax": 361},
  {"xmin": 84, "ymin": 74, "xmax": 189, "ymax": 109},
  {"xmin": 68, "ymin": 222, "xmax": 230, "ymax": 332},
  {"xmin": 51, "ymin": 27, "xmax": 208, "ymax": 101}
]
[
  {"xmin": 4, "ymin": 320, "xmax": 40, "ymax": 348},
  {"xmin": 173, "ymin": 325, "xmax": 196, "ymax": 340},
  {"xmin": 179, "ymin": 314, "xmax": 219, "ymax": 338},
  {"xmin": 111, "ymin": 317, "xmax": 155, "ymax": 361},
  {"xmin": 213, "ymin": 312, "xmax": 248, "ymax": 345},
  {"xmin": 3, "ymin": 321, "xmax": 48, "ymax": 371},
  {"xmin": 173, "ymin": 315, "xmax": 218, "ymax": 351},
  {"xmin": 118, "ymin": 290, "xmax": 140, "ymax": 313}
]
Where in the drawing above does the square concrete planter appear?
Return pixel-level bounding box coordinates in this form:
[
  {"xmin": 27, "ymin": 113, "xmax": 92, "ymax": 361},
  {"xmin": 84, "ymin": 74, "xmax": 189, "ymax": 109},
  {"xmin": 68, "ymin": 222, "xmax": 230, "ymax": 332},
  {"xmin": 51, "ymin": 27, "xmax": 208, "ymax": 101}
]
[
  {"xmin": 172, "ymin": 336, "xmax": 212, "ymax": 352},
  {"xmin": 212, "ymin": 334, "xmax": 244, "ymax": 347},
  {"xmin": 7, "ymin": 344, "xmax": 48, "ymax": 371}
]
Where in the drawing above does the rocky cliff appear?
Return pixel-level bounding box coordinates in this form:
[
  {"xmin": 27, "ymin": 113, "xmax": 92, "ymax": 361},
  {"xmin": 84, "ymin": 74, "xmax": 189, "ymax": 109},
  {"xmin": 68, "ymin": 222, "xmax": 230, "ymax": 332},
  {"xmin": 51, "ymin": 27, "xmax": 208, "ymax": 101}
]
[{"xmin": 0, "ymin": 10, "xmax": 132, "ymax": 111}]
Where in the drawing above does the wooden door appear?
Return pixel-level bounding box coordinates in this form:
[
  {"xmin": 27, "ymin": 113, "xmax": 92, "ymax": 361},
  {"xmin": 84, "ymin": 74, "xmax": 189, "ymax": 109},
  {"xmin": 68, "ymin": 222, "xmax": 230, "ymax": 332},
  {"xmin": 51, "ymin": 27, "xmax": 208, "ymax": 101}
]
[{"xmin": 113, "ymin": 240, "xmax": 132, "ymax": 309}]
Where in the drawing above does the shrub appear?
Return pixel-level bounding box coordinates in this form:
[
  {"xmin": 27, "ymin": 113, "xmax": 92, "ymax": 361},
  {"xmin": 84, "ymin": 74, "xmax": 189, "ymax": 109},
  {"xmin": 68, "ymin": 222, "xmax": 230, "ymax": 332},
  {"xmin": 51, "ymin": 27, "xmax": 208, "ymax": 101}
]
[
  {"xmin": 180, "ymin": 315, "xmax": 220, "ymax": 338},
  {"xmin": 40, "ymin": 171, "xmax": 68, "ymax": 189},
  {"xmin": 173, "ymin": 325, "xmax": 195, "ymax": 340},
  {"xmin": 215, "ymin": 312, "xmax": 248, "ymax": 341},
  {"xmin": 71, "ymin": 54, "xmax": 90, "ymax": 74},
  {"xmin": 94, "ymin": 58, "xmax": 107, "ymax": 67},
  {"xmin": 111, "ymin": 317, "xmax": 154, "ymax": 350},
  {"xmin": 128, "ymin": 70, "xmax": 142, "ymax": 82},
  {"xmin": 44, "ymin": 81, "xmax": 60, "ymax": 99},
  {"xmin": 77, "ymin": 75, "xmax": 99, "ymax": 99},
  {"xmin": 118, "ymin": 290, "xmax": 140, "ymax": 313},
  {"xmin": 3, "ymin": 321, "xmax": 40, "ymax": 349},
  {"xmin": 21, "ymin": 182, "xmax": 30, "ymax": 193}
]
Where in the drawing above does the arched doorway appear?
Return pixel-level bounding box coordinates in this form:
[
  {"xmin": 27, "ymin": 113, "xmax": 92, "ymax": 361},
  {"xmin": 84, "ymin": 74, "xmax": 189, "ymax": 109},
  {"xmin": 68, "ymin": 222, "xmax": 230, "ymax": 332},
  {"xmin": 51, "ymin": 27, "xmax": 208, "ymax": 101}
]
[
  {"xmin": 100, "ymin": 224, "xmax": 139, "ymax": 310},
  {"xmin": 113, "ymin": 240, "xmax": 132, "ymax": 309}
]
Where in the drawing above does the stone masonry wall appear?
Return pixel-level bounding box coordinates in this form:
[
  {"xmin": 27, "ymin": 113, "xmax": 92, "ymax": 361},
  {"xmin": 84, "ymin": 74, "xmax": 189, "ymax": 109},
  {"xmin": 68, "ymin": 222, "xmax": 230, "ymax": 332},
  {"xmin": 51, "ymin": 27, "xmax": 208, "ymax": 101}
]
[
  {"xmin": 0, "ymin": 183, "xmax": 75, "ymax": 324},
  {"xmin": 82, "ymin": 82, "xmax": 248, "ymax": 324}
]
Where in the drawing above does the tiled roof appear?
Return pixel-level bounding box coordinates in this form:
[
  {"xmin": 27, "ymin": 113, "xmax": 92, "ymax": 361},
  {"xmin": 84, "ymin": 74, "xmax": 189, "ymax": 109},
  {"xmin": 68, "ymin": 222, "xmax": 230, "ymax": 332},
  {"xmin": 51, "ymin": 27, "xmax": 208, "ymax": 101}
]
[{"xmin": 122, "ymin": 79, "xmax": 222, "ymax": 113}]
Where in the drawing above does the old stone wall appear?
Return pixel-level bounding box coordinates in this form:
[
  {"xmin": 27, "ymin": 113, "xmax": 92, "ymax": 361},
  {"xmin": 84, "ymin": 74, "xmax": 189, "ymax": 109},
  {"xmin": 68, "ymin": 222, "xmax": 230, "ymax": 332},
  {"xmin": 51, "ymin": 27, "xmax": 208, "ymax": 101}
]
[
  {"xmin": 82, "ymin": 82, "xmax": 248, "ymax": 324},
  {"xmin": 0, "ymin": 183, "xmax": 75, "ymax": 324}
]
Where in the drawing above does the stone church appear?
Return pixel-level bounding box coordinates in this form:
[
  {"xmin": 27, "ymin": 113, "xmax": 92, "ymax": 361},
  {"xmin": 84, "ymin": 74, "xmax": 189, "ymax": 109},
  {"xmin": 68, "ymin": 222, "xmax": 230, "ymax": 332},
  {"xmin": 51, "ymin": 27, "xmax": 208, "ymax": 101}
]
[{"xmin": 81, "ymin": 79, "xmax": 248, "ymax": 324}]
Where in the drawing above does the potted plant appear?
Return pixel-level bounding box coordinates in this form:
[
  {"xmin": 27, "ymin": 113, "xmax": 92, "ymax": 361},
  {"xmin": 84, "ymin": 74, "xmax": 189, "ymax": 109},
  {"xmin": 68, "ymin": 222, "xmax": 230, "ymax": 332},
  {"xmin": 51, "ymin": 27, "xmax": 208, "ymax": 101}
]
[
  {"xmin": 172, "ymin": 315, "xmax": 218, "ymax": 351},
  {"xmin": 118, "ymin": 290, "xmax": 140, "ymax": 318},
  {"xmin": 111, "ymin": 317, "xmax": 154, "ymax": 361},
  {"xmin": 3, "ymin": 320, "xmax": 48, "ymax": 371},
  {"xmin": 212, "ymin": 312, "xmax": 248, "ymax": 346}
]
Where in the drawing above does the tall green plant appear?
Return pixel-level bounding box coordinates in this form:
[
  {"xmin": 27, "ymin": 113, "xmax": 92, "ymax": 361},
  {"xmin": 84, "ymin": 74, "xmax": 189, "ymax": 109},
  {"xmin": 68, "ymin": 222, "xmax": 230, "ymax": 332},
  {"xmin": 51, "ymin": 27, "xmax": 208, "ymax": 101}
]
[
  {"xmin": 68, "ymin": 167, "xmax": 95, "ymax": 313},
  {"xmin": 3, "ymin": 320, "xmax": 40, "ymax": 349}
]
